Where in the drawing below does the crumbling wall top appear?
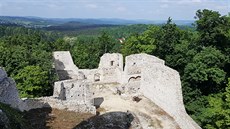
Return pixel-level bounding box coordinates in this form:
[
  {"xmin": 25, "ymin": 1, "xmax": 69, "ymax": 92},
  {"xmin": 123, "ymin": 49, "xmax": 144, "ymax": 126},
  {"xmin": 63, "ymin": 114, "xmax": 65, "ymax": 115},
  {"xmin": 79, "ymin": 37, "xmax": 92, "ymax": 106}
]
[
  {"xmin": 53, "ymin": 51, "xmax": 78, "ymax": 71},
  {"xmin": 98, "ymin": 53, "xmax": 123, "ymax": 70},
  {"xmin": 125, "ymin": 53, "xmax": 165, "ymax": 67}
]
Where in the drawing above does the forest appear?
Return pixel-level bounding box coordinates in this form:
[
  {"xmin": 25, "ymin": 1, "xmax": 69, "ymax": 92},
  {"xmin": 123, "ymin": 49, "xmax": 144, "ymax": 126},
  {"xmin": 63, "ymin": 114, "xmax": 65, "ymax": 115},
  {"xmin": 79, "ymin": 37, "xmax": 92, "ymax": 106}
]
[{"xmin": 0, "ymin": 9, "xmax": 229, "ymax": 129}]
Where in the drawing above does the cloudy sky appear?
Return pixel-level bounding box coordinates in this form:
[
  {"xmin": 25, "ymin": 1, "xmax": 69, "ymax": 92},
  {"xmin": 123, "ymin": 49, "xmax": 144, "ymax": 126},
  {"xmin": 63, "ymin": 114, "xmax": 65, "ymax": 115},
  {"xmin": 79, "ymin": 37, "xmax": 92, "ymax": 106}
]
[{"xmin": 0, "ymin": 0, "xmax": 229, "ymax": 20}]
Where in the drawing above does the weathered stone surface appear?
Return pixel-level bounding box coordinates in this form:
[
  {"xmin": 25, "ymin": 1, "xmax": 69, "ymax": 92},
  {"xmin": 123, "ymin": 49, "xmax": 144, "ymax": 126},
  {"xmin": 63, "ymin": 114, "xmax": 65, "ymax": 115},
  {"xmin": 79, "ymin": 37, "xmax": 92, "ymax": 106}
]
[
  {"xmin": 21, "ymin": 97, "xmax": 96, "ymax": 114},
  {"xmin": 74, "ymin": 112, "xmax": 136, "ymax": 129},
  {"xmin": 52, "ymin": 51, "xmax": 200, "ymax": 129},
  {"xmin": 53, "ymin": 51, "xmax": 79, "ymax": 80},
  {"xmin": 0, "ymin": 68, "xmax": 20, "ymax": 109},
  {"xmin": 53, "ymin": 80, "xmax": 92, "ymax": 104}
]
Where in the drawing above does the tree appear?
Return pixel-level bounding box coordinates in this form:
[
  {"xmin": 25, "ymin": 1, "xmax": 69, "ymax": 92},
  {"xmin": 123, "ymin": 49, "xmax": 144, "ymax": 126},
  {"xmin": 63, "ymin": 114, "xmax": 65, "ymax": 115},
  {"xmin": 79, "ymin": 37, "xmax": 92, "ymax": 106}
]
[
  {"xmin": 183, "ymin": 47, "xmax": 227, "ymax": 94},
  {"xmin": 155, "ymin": 17, "xmax": 181, "ymax": 59},
  {"xmin": 98, "ymin": 32, "xmax": 116, "ymax": 54},
  {"xmin": 195, "ymin": 9, "xmax": 230, "ymax": 50},
  {"xmin": 196, "ymin": 78, "xmax": 230, "ymax": 129},
  {"xmin": 121, "ymin": 26, "xmax": 159, "ymax": 57},
  {"xmin": 14, "ymin": 66, "xmax": 50, "ymax": 98},
  {"xmin": 71, "ymin": 36, "xmax": 101, "ymax": 69},
  {"xmin": 53, "ymin": 38, "xmax": 71, "ymax": 51}
]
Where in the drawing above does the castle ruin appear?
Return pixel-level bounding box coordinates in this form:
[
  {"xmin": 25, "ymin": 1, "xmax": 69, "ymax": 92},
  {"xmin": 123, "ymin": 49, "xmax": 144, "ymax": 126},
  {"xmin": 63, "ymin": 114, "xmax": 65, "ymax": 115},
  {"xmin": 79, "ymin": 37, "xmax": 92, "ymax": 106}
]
[
  {"xmin": 0, "ymin": 51, "xmax": 201, "ymax": 129},
  {"xmin": 52, "ymin": 51, "xmax": 201, "ymax": 129}
]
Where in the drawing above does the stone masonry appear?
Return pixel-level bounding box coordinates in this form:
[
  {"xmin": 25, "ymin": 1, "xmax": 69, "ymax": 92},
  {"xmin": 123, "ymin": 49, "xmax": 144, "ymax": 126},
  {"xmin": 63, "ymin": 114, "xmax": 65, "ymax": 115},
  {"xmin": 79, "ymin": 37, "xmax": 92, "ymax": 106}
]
[
  {"xmin": 0, "ymin": 51, "xmax": 201, "ymax": 129},
  {"xmin": 52, "ymin": 51, "xmax": 201, "ymax": 129}
]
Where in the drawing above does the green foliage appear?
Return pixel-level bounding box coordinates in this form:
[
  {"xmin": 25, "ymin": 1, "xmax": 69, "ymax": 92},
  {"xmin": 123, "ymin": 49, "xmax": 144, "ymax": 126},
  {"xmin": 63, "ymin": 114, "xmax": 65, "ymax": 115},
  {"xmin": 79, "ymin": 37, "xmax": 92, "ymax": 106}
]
[
  {"xmin": 121, "ymin": 26, "xmax": 160, "ymax": 57},
  {"xmin": 53, "ymin": 38, "xmax": 71, "ymax": 51},
  {"xmin": 195, "ymin": 78, "xmax": 230, "ymax": 129},
  {"xmin": 183, "ymin": 44, "xmax": 227, "ymax": 95},
  {"xmin": 195, "ymin": 9, "xmax": 230, "ymax": 50},
  {"xmin": 70, "ymin": 32, "xmax": 118, "ymax": 69},
  {"xmin": 13, "ymin": 66, "xmax": 50, "ymax": 98},
  {"xmin": 120, "ymin": 10, "xmax": 230, "ymax": 128},
  {"xmin": 98, "ymin": 32, "xmax": 117, "ymax": 54},
  {"xmin": 156, "ymin": 17, "xmax": 181, "ymax": 59},
  {"xmin": 0, "ymin": 26, "xmax": 57, "ymax": 97},
  {"xmin": 71, "ymin": 37, "xmax": 100, "ymax": 69},
  {"xmin": 0, "ymin": 9, "xmax": 230, "ymax": 129},
  {"xmin": 121, "ymin": 34, "xmax": 154, "ymax": 56}
]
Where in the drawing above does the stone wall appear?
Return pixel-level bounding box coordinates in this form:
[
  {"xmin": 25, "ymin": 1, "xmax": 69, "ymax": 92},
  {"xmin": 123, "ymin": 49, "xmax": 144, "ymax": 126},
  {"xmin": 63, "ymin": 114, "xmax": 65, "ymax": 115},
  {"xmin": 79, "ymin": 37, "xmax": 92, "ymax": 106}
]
[
  {"xmin": 124, "ymin": 53, "xmax": 164, "ymax": 83},
  {"xmin": 124, "ymin": 54, "xmax": 200, "ymax": 129},
  {"xmin": 98, "ymin": 53, "xmax": 123, "ymax": 84},
  {"xmin": 53, "ymin": 79, "xmax": 92, "ymax": 105},
  {"xmin": 53, "ymin": 51, "xmax": 79, "ymax": 80},
  {"xmin": 98, "ymin": 53, "xmax": 123, "ymax": 70},
  {"xmin": 20, "ymin": 97, "xmax": 96, "ymax": 114}
]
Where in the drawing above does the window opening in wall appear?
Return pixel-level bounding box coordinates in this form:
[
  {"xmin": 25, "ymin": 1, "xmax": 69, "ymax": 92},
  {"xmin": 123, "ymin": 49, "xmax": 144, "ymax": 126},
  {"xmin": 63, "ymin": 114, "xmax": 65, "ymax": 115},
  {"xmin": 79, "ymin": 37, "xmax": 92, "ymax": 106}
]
[
  {"xmin": 94, "ymin": 73, "xmax": 100, "ymax": 82},
  {"xmin": 111, "ymin": 61, "xmax": 114, "ymax": 66}
]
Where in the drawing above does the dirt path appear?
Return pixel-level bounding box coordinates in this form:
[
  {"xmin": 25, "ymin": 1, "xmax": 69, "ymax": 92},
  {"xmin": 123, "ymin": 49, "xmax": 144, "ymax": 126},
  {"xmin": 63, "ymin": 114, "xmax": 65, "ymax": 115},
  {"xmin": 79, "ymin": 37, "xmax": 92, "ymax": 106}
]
[{"xmin": 24, "ymin": 108, "xmax": 93, "ymax": 129}]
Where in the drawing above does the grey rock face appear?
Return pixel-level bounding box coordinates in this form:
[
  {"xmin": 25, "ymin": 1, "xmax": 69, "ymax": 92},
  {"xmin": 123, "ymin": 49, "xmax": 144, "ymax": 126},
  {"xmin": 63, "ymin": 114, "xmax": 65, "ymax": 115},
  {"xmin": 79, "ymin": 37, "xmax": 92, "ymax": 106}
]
[
  {"xmin": 0, "ymin": 68, "xmax": 20, "ymax": 109},
  {"xmin": 74, "ymin": 112, "xmax": 136, "ymax": 129},
  {"xmin": 0, "ymin": 68, "xmax": 7, "ymax": 82}
]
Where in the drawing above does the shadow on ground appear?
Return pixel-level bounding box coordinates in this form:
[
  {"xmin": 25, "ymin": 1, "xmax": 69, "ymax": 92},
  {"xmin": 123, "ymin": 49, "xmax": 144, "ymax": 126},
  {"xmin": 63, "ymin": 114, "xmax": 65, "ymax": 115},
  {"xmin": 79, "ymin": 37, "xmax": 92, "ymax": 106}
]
[
  {"xmin": 23, "ymin": 107, "xmax": 54, "ymax": 129},
  {"xmin": 73, "ymin": 111, "xmax": 134, "ymax": 129}
]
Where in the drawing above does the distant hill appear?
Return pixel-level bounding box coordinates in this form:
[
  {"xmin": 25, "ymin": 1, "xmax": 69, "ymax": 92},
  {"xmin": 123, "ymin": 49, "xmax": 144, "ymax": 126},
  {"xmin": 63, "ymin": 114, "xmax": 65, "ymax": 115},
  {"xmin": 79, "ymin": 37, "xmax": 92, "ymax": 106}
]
[
  {"xmin": 0, "ymin": 16, "xmax": 60, "ymax": 28},
  {"xmin": 44, "ymin": 21, "xmax": 118, "ymax": 31},
  {"xmin": 0, "ymin": 16, "xmax": 195, "ymax": 28}
]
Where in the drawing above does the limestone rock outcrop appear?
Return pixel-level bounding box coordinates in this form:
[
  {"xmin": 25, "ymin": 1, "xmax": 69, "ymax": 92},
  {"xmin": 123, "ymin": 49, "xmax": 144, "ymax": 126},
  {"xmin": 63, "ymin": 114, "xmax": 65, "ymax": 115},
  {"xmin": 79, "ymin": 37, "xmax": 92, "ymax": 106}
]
[{"xmin": 0, "ymin": 67, "xmax": 20, "ymax": 109}]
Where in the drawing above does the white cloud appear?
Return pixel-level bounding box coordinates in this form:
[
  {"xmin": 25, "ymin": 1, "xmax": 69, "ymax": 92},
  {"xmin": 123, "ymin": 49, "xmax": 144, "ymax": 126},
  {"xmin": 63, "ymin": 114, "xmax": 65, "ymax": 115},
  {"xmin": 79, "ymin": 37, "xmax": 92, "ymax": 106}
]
[
  {"xmin": 177, "ymin": 0, "xmax": 202, "ymax": 4},
  {"xmin": 86, "ymin": 4, "xmax": 98, "ymax": 9},
  {"xmin": 47, "ymin": 4, "xmax": 59, "ymax": 8},
  {"xmin": 215, "ymin": 5, "xmax": 228, "ymax": 10},
  {"xmin": 160, "ymin": 4, "xmax": 169, "ymax": 8},
  {"xmin": 116, "ymin": 6, "xmax": 127, "ymax": 12}
]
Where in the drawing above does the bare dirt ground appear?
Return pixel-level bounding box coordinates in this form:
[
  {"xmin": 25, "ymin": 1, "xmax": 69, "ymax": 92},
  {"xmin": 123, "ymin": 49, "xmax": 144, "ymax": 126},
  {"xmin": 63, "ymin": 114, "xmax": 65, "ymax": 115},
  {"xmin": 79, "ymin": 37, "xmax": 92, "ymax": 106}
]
[{"xmin": 24, "ymin": 108, "xmax": 93, "ymax": 129}]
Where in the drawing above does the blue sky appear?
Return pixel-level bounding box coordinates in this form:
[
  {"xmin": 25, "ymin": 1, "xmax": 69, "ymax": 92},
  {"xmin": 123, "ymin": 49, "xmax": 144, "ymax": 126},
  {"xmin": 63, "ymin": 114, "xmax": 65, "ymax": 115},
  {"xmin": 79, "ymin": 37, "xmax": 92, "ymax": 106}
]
[{"xmin": 0, "ymin": 0, "xmax": 229, "ymax": 20}]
